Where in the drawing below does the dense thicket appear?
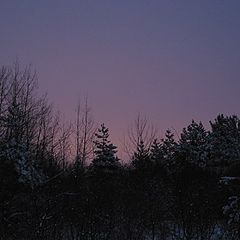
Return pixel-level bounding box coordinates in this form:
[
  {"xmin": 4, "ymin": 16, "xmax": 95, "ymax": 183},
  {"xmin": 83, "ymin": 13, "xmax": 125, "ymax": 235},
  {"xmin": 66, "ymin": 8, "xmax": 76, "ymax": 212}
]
[{"xmin": 1, "ymin": 65, "xmax": 240, "ymax": 239}]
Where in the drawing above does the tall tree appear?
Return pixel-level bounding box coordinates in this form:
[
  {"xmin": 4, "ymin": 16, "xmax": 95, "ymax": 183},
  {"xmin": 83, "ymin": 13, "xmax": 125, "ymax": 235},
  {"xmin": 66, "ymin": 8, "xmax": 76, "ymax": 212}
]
[
  {"xmin": 91, "ymin": 123, "xmax": 120, "ymax": 171},
  {"xmin": 88, "ymin": 124, "xmax": 121, "ymax": 238},
  {"xmin": 178, "ymin": 120, "xmax": 209, "ymax": 168},
  {"xmin": 75, "ymin": 97, "xmax": 95, "ymax": 168},
  {"xmin": 124, "ymin": 114, "xmax": 157, "ymax": 158},
  {"xmin": 160, "ymin": 129, "xmax": 177, "ymax": 170},
  {"xmin": 132, "ymin": 140, "xmax": 151, "ymax": 170},
  {"xmin": 209, "ymin": 114, "xmax": 240, "ymax": 171}
]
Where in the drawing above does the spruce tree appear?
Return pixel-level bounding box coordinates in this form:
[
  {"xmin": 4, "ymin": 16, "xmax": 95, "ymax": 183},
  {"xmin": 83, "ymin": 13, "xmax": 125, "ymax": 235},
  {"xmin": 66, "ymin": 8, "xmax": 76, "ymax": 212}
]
[
  {"xmin": 178, "ymin": 120, "xmax": 209, "ymax": 168},
  {"xmin": 150, "ymin": 139, "xmax": 163, "ymax": 163},
  {"xmin": 161, "ymin": 129, "xmax": 177, "ymax": 169},
  {"xmin": 91, "ymin": 123, "xmax": 120, "ymax": 171},
  {"xmin": 132, "ymin": 140, "xmax": 151, "ymax": 169},
  {"xmin": 210, "ymin": 114, "xmax": 240, "ymax": 171}
]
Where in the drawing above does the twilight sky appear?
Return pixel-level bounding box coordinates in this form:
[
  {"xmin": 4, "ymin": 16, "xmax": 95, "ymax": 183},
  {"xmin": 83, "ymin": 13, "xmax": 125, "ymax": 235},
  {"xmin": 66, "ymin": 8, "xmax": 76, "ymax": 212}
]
[{"xmin": 1, "ymin": 0, "xmax": 240, "ymax": 155}]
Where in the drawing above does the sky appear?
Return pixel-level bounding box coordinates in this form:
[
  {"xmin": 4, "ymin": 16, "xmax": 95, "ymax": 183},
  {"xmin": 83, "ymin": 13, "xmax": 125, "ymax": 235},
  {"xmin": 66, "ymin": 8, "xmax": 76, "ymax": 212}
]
[{"xmin": 1, "ymin": 0, "xmax": 240, "ymax": 156}]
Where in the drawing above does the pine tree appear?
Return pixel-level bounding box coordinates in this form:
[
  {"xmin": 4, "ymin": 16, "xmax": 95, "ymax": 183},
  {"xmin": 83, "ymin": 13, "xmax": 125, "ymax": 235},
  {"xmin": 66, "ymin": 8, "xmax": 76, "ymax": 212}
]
[
  {"xmin": 178, "ymin": 120, "xmax": 209, "ymax": 168},
  {"xmin": 88, "ymin": 124, "xmax": 121, "ymax": 236},
  {"xmin": 209, "ymin": 114, "xmax": 240, "ymax": 170},
  {"xmin": 91, "ymin": 123, "xmax": 120, "ymax": 171},
  {"xmin": 150, "ymin": 139, "xmax": 163, "ymax": 163},
  {"xmin": 161, "ymin": 129, "xmax": 177, "ymax": 169},
  {"xmin": 132, "ymin": 140, "xmax": 151, "ymax": 169}
]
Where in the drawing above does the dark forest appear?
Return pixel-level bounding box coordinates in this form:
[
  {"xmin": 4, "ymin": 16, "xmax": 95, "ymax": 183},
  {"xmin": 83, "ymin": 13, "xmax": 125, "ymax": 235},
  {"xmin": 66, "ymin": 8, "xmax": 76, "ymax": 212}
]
[{"xmin": 1, "ymin": 65, "xmax": 240, "ymax": 240}]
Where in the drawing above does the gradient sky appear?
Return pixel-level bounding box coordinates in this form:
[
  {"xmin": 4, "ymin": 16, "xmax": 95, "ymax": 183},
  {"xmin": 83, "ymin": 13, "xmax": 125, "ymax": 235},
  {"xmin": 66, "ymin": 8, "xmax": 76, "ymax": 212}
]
[{"xmin": 1, "ymin": 0, "xmax": 240, "ymax": 156}]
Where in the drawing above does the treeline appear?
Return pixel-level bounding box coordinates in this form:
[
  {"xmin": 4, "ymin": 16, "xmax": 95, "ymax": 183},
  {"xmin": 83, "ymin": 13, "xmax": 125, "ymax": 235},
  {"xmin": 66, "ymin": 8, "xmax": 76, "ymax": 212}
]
[{"xmin": 1, "ymin": 64, "xmax": 240, "ymax": 240}]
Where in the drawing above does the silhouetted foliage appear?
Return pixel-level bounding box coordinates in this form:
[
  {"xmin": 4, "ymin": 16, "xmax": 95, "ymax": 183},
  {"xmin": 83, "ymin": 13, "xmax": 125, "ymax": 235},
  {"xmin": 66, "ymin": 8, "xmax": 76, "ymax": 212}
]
[{"xmin": 1, "ymin": 64, "xmax": 240, "ymax": 239}]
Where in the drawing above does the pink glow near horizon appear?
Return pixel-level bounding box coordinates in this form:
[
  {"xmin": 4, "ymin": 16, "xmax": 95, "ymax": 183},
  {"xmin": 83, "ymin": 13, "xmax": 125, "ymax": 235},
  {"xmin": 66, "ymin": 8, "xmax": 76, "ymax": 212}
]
[{"xmin": 1, "ymin": 1, "xmax": 240, "ymax": 158}]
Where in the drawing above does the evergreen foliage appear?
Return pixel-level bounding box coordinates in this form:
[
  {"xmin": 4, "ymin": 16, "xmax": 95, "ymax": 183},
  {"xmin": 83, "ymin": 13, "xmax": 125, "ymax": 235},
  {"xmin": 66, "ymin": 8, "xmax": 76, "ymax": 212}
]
[
  {"xmin": 178, "ymin": 120, "xmax": 209, "ymax": 168},
  {"xmin": 210, "ymin": 114, "xmax": 240, "ymax": 170},
  {"xmin": 91, "ymin": 123, "xmax": 120, "ymax": 171},
  {"xmin": 1, "ymin": 64, "xmax": 240, "ymax": 239}
]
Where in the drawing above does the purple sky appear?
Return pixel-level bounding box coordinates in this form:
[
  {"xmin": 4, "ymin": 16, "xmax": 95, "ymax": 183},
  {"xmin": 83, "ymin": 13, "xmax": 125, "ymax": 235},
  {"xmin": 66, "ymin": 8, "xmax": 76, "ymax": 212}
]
[{"xmin": 1, "ymin": 1, "xmax": 240, "ymax": 156}]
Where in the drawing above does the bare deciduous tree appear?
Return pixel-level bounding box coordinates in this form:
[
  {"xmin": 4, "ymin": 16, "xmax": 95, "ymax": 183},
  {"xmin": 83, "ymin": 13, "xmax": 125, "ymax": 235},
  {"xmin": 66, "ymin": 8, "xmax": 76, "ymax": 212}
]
[
  {"xmin": 57, "ymin": 122, "xmax": 72, "ymax": 170},
  {"xmin": 75, "ymin": 97, "xmax": 95, "ymax": 166},
  {"xmin": 123, "ymin": 113, "xmax": 157, "ymax": 158}
]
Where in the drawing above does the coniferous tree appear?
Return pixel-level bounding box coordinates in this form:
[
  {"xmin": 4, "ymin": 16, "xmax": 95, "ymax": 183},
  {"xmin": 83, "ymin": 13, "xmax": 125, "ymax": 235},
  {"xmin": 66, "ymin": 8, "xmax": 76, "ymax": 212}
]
[
  {"xmin": 160, "ymin": 129, "xmax": 177, "ymax": 171},
  {"xmin": 88, "ymin": 124, "xmax": 121, "ymax": 238},
  {"xmin": 150, "ymin": 139, "xmax": 162, "ymax": 162},
  {"xmin": 150, "ymin": 138, "xmax": 166, "ymax": 173},
  {"xmin": 210, "ymin": 114, "xmax": 240, "ymax": 173},
  {"xmin": 178, "ymin": 120, "xmax": 209, "ymax": 168},
  {"xmin": 132, "ymin": 140, "xmax": 151, "ymax": 170},
  {"xmin": 91, "ymin": 123, "xmax": 120, "ymax": 171}
]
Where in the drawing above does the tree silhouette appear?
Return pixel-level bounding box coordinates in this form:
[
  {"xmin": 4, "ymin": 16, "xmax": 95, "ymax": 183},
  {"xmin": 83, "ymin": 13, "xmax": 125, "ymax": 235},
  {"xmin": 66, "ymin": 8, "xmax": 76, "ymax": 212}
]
[{"xmin": 91, "ymin": 123, "xmax": 120, "ymax": 171}]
